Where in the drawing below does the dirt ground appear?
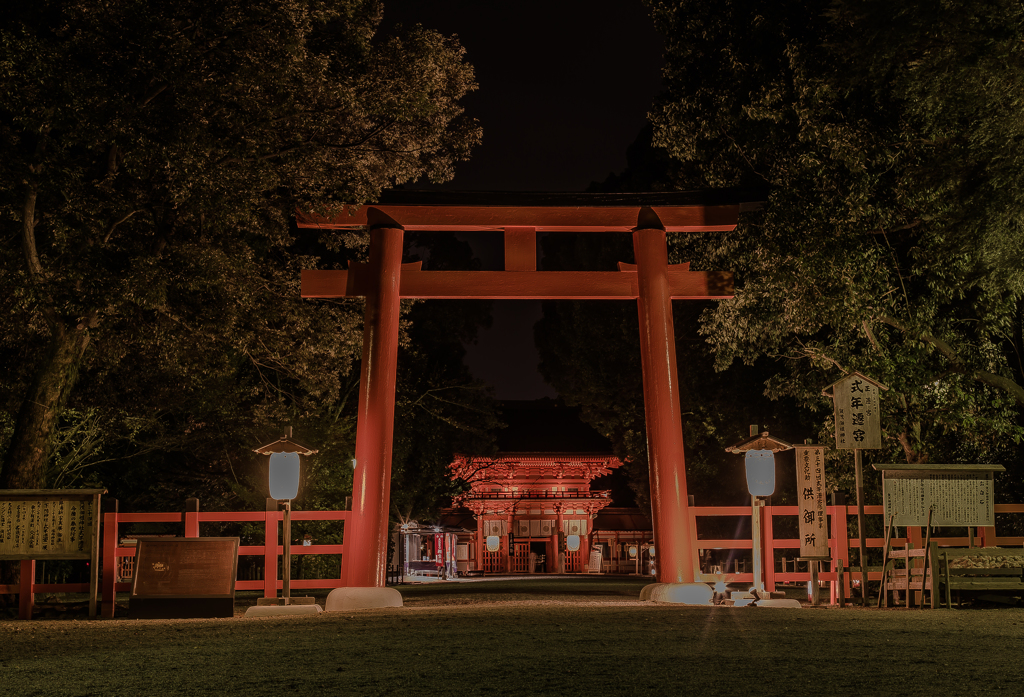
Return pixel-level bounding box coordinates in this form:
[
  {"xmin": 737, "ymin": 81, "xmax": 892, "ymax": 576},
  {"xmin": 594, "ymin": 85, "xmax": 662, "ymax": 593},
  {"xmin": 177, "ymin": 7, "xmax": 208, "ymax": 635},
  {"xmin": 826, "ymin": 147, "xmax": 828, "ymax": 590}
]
[{"xmin": 2, "ymin": 578, "xmax": 1023, "ymax": 696}]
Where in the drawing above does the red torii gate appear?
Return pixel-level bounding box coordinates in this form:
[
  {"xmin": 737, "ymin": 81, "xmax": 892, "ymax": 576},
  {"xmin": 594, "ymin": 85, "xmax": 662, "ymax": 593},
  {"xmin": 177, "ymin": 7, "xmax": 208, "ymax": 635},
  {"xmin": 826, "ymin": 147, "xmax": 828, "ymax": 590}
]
[{"xmin": 299, "ymin": 190, "xmax": 763, "ymax": 604}]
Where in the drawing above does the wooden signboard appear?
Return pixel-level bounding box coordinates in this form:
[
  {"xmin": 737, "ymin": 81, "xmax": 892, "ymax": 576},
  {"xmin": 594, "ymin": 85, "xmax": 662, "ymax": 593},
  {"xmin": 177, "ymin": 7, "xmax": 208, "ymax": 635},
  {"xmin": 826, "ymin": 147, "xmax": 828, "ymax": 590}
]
[
  {"xmin": 0, "ymin": 490, "xmax": 100, "ymax": 559},
  {"xmin": 827, "ymin": 372, "xmax": 885, "ymax": 449},
  {"xmin": 874, "ymin": 464, "xmax": 1004, "ymax": 527},
  {"xmin": 794, "ymin": 446, "xmax": 829, "ymax": 558},
  {"xmin": 0, "ymin": 489, "xmax": 103, "ymax": 620},
  {"xmin": 129, "ymin": 537, "xmax": 239, "ymax": 619}
]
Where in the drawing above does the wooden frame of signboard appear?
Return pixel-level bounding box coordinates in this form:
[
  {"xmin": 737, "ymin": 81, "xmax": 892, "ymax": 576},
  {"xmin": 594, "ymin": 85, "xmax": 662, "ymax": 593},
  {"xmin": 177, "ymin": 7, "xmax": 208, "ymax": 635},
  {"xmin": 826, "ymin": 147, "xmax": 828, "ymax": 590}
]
[
  {"xmin": 872, "ymin": 463, "xmax": 1005, "ymax": 608},
  {"xmin": 0, "ymin": 489, "xmax": 104, "ymax": 620}
]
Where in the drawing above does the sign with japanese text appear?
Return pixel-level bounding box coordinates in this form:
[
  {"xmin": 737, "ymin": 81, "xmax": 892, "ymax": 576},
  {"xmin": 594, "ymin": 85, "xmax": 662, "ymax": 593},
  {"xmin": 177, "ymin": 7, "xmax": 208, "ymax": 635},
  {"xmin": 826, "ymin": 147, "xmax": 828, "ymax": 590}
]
[
  {"xmin": 880, "ymin": 467, "xmax": 997, "ymax": 527},
  {"xmin": 0, "ymin": 492, "xmax": 98, "ymax": 559},
  {"xmin": 794, "ymin": 445, "xmax": 829, "ymax": 558},
  {"xmin": 830, "ymin": 373, "xmax": 883, "ymax": 449}
]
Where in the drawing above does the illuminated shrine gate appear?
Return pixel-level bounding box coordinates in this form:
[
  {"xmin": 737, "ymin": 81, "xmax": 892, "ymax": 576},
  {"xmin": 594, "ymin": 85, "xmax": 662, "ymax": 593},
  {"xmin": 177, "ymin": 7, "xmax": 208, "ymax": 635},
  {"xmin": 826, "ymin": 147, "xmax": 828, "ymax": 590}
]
[
  {"xmin": 450, "ymin": 452, "xmax": 624, "ymax": 575},
  {"xmin": 299, "ymin": 190, "xmax": 763, "ymax": 593}
]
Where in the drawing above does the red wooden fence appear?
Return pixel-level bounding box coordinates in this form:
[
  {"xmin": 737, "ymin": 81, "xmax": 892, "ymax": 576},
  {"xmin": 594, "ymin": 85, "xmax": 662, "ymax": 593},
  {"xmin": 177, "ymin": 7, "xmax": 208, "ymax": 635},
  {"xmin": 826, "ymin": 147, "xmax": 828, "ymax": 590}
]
[{"xmin": 5, "ymin": 503, "xmax": 1022, "ymax": 617}]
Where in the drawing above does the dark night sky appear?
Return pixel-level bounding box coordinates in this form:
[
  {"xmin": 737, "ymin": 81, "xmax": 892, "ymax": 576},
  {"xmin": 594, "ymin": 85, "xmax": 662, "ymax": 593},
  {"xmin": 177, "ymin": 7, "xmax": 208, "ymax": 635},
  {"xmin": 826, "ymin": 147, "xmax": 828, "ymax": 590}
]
[{"xmin": 382, "ymin": 1, "xmax": 666, "ymax": 399}]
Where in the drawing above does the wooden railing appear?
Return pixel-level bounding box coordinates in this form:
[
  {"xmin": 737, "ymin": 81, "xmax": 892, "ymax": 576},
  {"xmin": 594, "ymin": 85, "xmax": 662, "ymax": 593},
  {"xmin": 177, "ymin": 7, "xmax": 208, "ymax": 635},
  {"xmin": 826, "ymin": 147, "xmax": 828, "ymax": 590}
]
[
  {"xmin": 95, "ymin": 507, "xmax": 347, "ymax": 617},
  {"xmin": 6, "ymin": 502, "xmax": 1023, "ymax": 616}
]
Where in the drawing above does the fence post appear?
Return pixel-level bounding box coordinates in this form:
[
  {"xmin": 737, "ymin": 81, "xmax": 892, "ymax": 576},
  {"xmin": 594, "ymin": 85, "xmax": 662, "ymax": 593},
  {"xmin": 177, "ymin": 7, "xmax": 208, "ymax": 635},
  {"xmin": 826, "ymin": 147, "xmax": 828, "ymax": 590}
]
[
  {"xmin": 764, "ymin": 502, "xmax": 776, "ymax": 593},
  {"xmin": 838, "ymin": 496, "xmax": 851, "ymax": 600},
  {"xmin": 19, "ymin": 559, "xmax": 35, "ymax": 620},
  {"xmin": 264, "ymin": 498, "xmax": 278, "ymax": 598},
  {"xmin": 184, "ymin": 498, "xmax": 200, "ymax": 538},
  {"xmin": 101, "ymin": 498, "xmax": 119, "ymax": 619}
]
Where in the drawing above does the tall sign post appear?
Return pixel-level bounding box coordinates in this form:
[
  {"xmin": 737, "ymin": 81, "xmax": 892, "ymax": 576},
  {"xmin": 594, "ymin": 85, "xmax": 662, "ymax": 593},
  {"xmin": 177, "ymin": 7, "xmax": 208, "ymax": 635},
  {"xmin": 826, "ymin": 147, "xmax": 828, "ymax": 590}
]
[
  {"xmin": 794, "ymin": 444, "xmax": 829, "ymax": 605},
  {"xmin": 822, "ymin": 371, "xmax": 888, "ymax": 605}
]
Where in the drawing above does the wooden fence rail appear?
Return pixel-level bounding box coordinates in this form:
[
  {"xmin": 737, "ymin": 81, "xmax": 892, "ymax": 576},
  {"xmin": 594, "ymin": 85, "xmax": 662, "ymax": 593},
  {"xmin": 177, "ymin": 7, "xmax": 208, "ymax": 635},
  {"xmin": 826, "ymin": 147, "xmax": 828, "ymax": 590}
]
[{"xmin": 5, "ymin": 502, "xmax": 1022, "ymax": 616}]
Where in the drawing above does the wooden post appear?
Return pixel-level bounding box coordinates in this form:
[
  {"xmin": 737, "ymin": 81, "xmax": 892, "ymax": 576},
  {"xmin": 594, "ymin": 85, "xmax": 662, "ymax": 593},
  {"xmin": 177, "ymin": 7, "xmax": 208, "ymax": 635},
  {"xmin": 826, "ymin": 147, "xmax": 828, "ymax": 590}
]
[
  {"xmin": 282, "ymin": 500, "xmax": 291, "ymax": 600},
  {"xmin": 908, "ymin": 523, "xmax": 924, "ymax": 606},
  {"xmin": 343, "ymin": 226, "xmax": 404, "ymax": 588},
  {"xmin": 633, "ymin": 226, "xmax": 696, "ymax": 584},
  {"xmin": 89, "ymin": 491, "xmax": 101, "ymax": 619},
  {"xmin": 184, "ymin": 497, "xmax": 199, "ymax": 538},
  {"xmin": 264, "ymin": 498, "xmax": 278, "ymax": 598},
  {"xmin": 19, "ymin": 559, "xmax": 35, "ymax": 620},
  {"xmin": 751, "ymin": 496, "xmax": 764, "ymax": 593},
  {"xmin": 854, "ymin": 448, "xmax": 869, "ymax": 606},
  {"xmin": 101, "ymin": 499, "xmax": 119, "ymax": 619},
  {"xmin": 810, "ymin": 561, "xmax": 821, "ymax": 606},
  {"xmin": 764, "ymin": 500, "xmax": 776, "ymax": 593},
  {"xmin": 837, "ymin": 559, "xmax": 845, "ymax": 608}
]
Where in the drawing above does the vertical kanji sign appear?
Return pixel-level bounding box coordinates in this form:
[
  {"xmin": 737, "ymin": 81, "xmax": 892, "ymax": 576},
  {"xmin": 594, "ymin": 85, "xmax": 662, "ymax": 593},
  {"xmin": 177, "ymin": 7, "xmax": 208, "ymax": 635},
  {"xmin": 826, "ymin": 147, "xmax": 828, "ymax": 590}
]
[
  {"xmin": 829, "ymin": 372, "xmax": 885, "ymax": 450},
  {"xmin": 794, "ymin": 445, "xmax": 829, "ymax": 558}
]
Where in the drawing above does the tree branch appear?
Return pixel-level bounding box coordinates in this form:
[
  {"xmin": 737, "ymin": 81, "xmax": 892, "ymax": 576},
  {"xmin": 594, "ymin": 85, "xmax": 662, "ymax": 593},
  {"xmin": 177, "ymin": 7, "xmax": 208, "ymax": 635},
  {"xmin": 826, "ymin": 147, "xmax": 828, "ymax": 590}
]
[{"xmin": 878, "ymin": 314, "xmax": 1024, "ymax": 404}]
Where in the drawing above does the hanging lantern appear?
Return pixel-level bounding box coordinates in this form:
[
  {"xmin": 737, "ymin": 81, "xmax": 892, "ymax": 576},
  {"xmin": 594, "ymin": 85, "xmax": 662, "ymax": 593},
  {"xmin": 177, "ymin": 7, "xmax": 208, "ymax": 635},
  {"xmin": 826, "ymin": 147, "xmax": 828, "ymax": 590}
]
[
  {"xmin": 566, "ymin": 535, "xmax": 581, "ymax": 552},
  {"xmin": 269, "ymin": 451, "xmax": 301, "ymax": 500},
  {"xmin": 745, "ymin": 449, "xmax": 776, "ymax": 497}
]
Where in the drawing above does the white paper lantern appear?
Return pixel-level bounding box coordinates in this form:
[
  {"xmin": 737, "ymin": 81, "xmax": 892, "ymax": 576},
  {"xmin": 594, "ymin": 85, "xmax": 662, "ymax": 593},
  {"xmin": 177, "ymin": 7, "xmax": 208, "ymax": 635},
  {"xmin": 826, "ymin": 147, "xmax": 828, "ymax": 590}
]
[
  {"xmin": 269, "ymin": 451, "xmax": 300, "ymax": 500},
  {"xmin": 744, "ymin": 449, "xmax": 776, "ymax": 497}
]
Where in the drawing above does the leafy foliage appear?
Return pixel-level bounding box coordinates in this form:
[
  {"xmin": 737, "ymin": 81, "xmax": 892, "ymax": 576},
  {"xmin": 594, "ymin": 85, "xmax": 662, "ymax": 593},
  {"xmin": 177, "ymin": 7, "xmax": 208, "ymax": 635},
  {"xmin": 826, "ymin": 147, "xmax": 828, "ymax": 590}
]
[
  {"xmin": 645, "ymin": 0, "xmax": 1024, "ymax": 476},
  {"xmin": 0, "ymin": 0, "xmax": 483, "ymax": 503}
]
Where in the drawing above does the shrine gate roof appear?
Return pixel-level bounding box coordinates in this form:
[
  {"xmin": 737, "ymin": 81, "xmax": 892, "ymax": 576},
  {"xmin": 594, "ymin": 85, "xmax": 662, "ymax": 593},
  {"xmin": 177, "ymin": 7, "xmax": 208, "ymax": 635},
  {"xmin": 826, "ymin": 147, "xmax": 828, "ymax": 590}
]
[
  {"xmin": 297, "ymin": 188, "xmax": 767, "ymax": 233},
  {"xmin": 452, "ymin": 452, "xmax": 623, "ymax": 481}
]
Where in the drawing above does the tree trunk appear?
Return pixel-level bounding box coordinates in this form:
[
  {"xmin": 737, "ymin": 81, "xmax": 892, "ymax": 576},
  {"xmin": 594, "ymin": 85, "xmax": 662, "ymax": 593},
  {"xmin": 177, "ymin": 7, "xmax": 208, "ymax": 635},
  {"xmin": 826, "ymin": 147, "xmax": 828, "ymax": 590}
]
[{"xmin": 1, "ymin": 322, "xmax": 92, "ymax": 489}]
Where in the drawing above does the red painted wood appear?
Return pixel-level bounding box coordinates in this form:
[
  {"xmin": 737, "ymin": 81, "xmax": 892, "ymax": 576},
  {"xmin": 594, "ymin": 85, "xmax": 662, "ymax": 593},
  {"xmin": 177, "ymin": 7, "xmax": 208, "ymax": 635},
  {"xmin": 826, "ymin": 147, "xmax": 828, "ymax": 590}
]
[
  {"xmin": 301, "ymin": 268, "xmax": 733, "ymax": 300},
  {"xmin": 633, "ymin": 227, "xmax": 697, "ymax": 585},
  {"xmin": 764, "ymin": 504, "xmax": 776, "ymax": 592},
  {"xmin": 296, "ymin": 204, "xmax": 739, "ymax": 232},
  {"xmin": 19, "ymin": 560, "xmax": 35, "ymax": 620},
  {"xmin": 342, "ymin": 227, "xmax": 404, "ymax": 588},
  {"xmin": 263, "ymin": 506, "xmax": 278, "ymax": 598},
  {"xmin": 101, "ymin": 512, "xmax": 118, "ymax": 618},
  {"xmin": 503, "ymin": 227, "xmax": 537, "ymax": 271}
]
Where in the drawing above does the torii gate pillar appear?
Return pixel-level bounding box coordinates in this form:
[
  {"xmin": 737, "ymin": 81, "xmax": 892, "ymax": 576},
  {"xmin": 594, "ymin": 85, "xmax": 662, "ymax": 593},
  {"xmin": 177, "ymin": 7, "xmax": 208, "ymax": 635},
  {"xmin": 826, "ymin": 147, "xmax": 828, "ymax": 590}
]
[
  {"xmin": 633, "ymin": 228, "xmax": 696, "ymax": 586},
  {"xmin": 341, "ymin": 226, "xmax": 403, "ymax": 589}
]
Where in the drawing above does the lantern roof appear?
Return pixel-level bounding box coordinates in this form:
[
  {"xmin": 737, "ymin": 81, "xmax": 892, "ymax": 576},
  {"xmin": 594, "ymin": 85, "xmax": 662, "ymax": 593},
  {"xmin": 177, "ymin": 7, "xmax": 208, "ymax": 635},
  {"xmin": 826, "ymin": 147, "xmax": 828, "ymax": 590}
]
[
  {"xmin": 253, "ymin": 437, "xmax": 318, "ymax": 456},
  {"xmin": 724, "ymin": 431, "xmax": 794, "ymax": 454}
]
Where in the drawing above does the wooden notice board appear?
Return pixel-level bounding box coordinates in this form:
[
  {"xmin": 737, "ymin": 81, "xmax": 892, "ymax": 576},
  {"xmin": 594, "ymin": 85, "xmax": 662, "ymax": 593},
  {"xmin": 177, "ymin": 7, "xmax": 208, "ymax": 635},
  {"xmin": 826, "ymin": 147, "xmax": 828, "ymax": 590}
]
[
  {"xmin": 129, "ymin": 537, "xmax": 239, "ymax": 619},
  {"xmin": 874, "ymin": 464, "xmax": 1004, "ymax": 527},
  {"xmin": 0, "ymin": 489, "xmax": 103, "ymax": 619}
]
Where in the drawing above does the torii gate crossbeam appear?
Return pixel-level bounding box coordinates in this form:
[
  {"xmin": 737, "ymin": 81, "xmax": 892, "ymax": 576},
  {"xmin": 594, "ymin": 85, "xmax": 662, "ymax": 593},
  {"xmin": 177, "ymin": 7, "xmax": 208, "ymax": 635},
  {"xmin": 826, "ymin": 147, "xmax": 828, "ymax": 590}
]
[{"xmin": 298, "ymin": 190, "xmax": 764, "ymax": 599}]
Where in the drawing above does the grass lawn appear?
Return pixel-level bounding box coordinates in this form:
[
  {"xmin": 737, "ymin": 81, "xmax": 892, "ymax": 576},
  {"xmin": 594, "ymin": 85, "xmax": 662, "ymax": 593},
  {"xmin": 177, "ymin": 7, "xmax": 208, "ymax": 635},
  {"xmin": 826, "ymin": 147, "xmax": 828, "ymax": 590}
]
[{"xmin": 2, "ymin": 577, "xmax": 1022, "ymax": 696}]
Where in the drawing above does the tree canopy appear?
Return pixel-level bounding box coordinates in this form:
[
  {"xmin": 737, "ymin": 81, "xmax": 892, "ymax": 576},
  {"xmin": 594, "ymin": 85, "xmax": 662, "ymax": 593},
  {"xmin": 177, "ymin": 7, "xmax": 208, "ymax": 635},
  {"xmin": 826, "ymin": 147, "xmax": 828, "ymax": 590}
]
[
  {"xmin": 644, "ymin": 0, "xmax": 1024, "ymax": 470},
  {"xmin": 0, "ymin": 0, "xmax": 485, "ymax": 505}
]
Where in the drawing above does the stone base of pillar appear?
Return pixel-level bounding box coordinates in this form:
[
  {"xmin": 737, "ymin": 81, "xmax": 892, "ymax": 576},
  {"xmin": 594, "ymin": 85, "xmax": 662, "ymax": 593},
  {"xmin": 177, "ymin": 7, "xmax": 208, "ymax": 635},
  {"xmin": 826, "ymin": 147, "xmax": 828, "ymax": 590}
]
[
  {"xmin": 640, "ymin": 582, "xmax": 713, "ymax": 605},
  {"xmin": 244, "ymin": 604, "xmax": 323, "ymax": 618},
  {"xmin": 325, "ymin": 587, "xmax": 403, "ymax": 611}
]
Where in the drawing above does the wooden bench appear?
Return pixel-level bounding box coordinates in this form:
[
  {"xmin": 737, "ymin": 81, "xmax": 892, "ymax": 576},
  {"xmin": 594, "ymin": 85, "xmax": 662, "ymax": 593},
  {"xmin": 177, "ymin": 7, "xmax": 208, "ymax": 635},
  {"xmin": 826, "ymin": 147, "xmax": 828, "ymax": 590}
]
[{"xmin": 933, "ymin": 545, "xmax": 1024, "ymax": 608}]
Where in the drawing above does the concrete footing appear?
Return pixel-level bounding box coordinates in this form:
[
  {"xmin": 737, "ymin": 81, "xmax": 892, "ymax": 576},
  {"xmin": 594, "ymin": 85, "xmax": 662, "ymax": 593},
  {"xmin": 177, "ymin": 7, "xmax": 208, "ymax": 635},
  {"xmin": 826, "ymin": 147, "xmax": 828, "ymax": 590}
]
[
  {"xmin": 640, "ymin": 582, "xmax": 714, "ymax": 605},
  {"xmin": 325, "ymin": 587, "xmax": 403, "ymax": 611},
  {"xmin": 755, "ymin": 598, "xmax": 802, "ymax": 608},
  {"xmin": 244, "ymin": 604, "xmax": 323, "ymax": 618}
]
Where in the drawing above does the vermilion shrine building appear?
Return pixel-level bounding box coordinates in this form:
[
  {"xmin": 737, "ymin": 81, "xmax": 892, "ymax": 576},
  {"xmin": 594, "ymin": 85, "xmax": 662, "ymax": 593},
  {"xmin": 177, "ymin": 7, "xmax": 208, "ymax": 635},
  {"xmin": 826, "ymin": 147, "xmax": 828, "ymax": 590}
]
[{"xmin": 451, "ymin": 451, "xmax": 624, "ymax": 574}]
